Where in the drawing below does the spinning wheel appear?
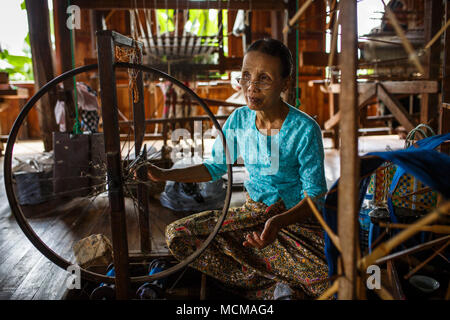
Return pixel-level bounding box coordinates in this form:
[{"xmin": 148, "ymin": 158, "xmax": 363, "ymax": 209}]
[{"xmin": 3, "ymin": 31, "xmax": 233, "ymax": 299}]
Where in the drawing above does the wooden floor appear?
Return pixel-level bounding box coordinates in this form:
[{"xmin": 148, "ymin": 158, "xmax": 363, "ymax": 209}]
[{"xmin": 0, "ymin": 135, "xmax": 405, "ymax": 300}]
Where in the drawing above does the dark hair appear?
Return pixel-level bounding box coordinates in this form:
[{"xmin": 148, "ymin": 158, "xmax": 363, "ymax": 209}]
[{"xmin": 245, "ymin": 38, "xmax": 293, "ymax": 79}]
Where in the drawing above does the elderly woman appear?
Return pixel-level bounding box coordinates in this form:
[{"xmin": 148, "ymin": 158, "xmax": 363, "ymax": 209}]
[{"xmin": 147, "ymin": 38, "xmax": 329, "ymax": 300}]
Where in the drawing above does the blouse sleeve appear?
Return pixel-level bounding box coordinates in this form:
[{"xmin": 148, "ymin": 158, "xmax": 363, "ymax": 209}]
[
  {"xmin": 203, "ymin": 110, "xmax": 241, "ymax": 181},
  {"xmin": 297, "ymin": 122, "xmax": 327, "ymax": 203}
]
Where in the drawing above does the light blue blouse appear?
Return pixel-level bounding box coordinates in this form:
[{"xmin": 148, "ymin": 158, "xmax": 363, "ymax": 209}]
[{"xmin": 203, "ymin": 104, "xmax": 327, "ymax": 210}]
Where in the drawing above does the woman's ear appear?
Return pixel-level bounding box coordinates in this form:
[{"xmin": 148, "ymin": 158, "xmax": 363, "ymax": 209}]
[{"xmin": 281, "ymin": 77, "xmax": 291, "ymax": 92}]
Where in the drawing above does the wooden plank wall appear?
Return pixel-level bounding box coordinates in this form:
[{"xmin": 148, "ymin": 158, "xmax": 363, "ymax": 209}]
[
  {"xmin": 227, "ymin": 5, "xmax": 329, "ymax": 127},
  {"xmin": 297, "ymin": 0, "xmax": 329, "ymax": 127},
  {"xmin": 2, "ymin": 3, "xmax": 329, "ymax": 139}
]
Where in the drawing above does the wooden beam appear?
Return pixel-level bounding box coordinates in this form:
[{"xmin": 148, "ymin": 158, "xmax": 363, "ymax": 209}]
[
  {"xmin": 337, "ymin": 0, "xmax": 359, "ymax": 300},
  {"xmin": 119, "ymin": 115, "xmax": 230, "ymax": 126},
  {"xmin": 329, "ymin": 81, "xmax": 439, "ymax": 94},
  {"xmin": 283, "ymin": 0, "xmax": 315, "ymax": 34},
  {"xmin": 421, "ymin": 0, "xmax": 443, "ymax": 131},
  {"xmin": 324, "ymin": 83, "xmax": 376, "ymax": 130},
  {"xmin": 25, "ymin": 0, "xmax": 58, "ymax": 151},
  {"xmin": 200, "ymin": 98, "xmax": 243, "ymax": 108},
  {"xmin": 97, "ymin": 30, "xmax": 131, "ymax": 300},
  {"xmin": 86, "ymin": 56, "xmax": 242, "ymax": 72},
  {"xmin": 300, "ymin": 52, "xmax": 340, "ymax": 67},
  {"xmin": 377, "ymin": 83, "xmax": 417, "ymax": 132},
  {"xmin": 71, "ymin": 0, "xmax": 287, "ymax": 10}
]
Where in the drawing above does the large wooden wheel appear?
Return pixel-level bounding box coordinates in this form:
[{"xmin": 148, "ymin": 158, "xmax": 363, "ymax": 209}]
[{"xmin": 3, "ymin": 57, "xmax": 233, "ymax": 295}]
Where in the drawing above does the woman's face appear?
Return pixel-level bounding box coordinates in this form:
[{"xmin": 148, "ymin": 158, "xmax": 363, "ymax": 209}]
[{"xmin": 240, "ymin": 51, "xmax": 289, "ymax": 112}]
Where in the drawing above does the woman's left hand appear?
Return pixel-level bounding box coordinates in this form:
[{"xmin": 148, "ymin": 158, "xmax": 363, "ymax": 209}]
[{"xmin": 243, "ymin": 216, "xmax": 281, "ymax": 249}]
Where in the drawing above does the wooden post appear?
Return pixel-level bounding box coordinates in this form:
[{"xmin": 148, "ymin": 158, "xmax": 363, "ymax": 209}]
[
  {"xmin": 133, "ymin": 59, "xmax": 151, "ymax": 254},
  {"xmin": 218, "ymin": 9, "xmax": 225, "ymax": 73},
  {"xmin": 285, "ymin": 0, "xmax": 298, "ymax": 107},
  {"xmin": 271, "ymin": 10, "xmax": 284, "ymax": 41},
  {"xmin": 89, "ymin": 10, "xmax": 106, "ymax": 57},
  {"xmin": 329, "ymin": 0, "xmax": 340, "ymax": 148},
  {"xmin": 377, "ymin": 83, "xmax": 417, "ymax": 132},
  {"xmin": 53, "ymin": 0, "xmax": 77, "ymax": 133},
  {"xmin": 444, "ymin": 1, "xmax": 450, "ymax": 107},
  {"xmin": 337, "ymin": 0, "xmax": 359, "ymax": 300},
  {"xmin": 97, "ymin": 31, "xmax": 131, "ymax": 300},
  {"xmin": 441, "ymin": 1, "xmax": 450, "ymax": 155},
  {"xmin": 25, "ymin": 0, "xmax": 58, "ymax": 151},
  {"xmin": 421, "ymin": 0, "xmax": 443, "ymax": 131},
  {"xmin": 242, "ymin": 11, "xmax": 252, "ymax": 52}
]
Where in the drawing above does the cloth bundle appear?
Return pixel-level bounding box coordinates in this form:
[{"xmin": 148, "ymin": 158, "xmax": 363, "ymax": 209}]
[
  {"xmin": 159, "ymin": 157, "xmax": 227, "ymax": 212},
  {"xmin": 54, "ymin": 82, "xmax": 100, "ymax": 133}
]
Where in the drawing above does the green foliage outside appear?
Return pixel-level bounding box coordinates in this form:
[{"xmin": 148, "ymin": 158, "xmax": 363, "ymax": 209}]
[
  {"xmin": 0, "ymin": 49, "xmax": 33, "ymax": 81},
  {"xmin": 156, "ymin": 8, "xmax": 228, "ymax": 56},
  {"xmin": 155, "ymin": 8, "xmax": 228, "ymax": 75},
  {"xmin": 0, "ymin": 0, "xmax": 33, "ymax": 81},
  {"xmin": 1, "ymin": 3, "xmax": 229, "ymax": 82}
]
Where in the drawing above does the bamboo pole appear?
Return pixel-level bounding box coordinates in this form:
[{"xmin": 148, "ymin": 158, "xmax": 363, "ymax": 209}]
[
  {"xmin": 424, "ymin": 18, "xmax": 450, "ymax": 51},
  {"xmin": 380, "ymin": 0, "xmax": 424, "ymax": 74},
  {"xmin": 375, "ymin": 235, "xmax": 450, "ymax": 265},
  {"xmin": 356, "ymin": 241, "xmax": 366, "ymax": 300},
  {"xmin": 375, "ymin": 285, "xmax": 395, "ymax": 300},
  {"xmin": 282, "ymin": 0, "xmax": 315, "ymax": 34},
  {"xmin": 378, "ymin": 222, "xmax": 450, "ymax": 234},
  {"xmin": 317, "ymin": 278, "xmax": 340, "ymax": 300},
  {"xmin": 337, "ymin": 0, "xmax": 359, "ymax": 300},
  {"xmin": 403, "ymin": 241, "xmax": 450, "ymax": 280},
  {"xmin": 304, "ymin": 192, "xmax": 342, "ymax": 252},
  {"xmin": 327, "ymin": 1, "xmax": 340, "ymax": 71},
  {"xmin": 370, "ymin": 229, "xmax": 388, "ymax": 250},
  {"xmin": 359, "ymin": 201, "xmax": 450, "ymax": 271}
]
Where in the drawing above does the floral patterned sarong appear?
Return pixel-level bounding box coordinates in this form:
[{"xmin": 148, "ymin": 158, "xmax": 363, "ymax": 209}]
[{"xmin": 165, "ymin": 194, "xmax": 329, "ymax": 300}]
